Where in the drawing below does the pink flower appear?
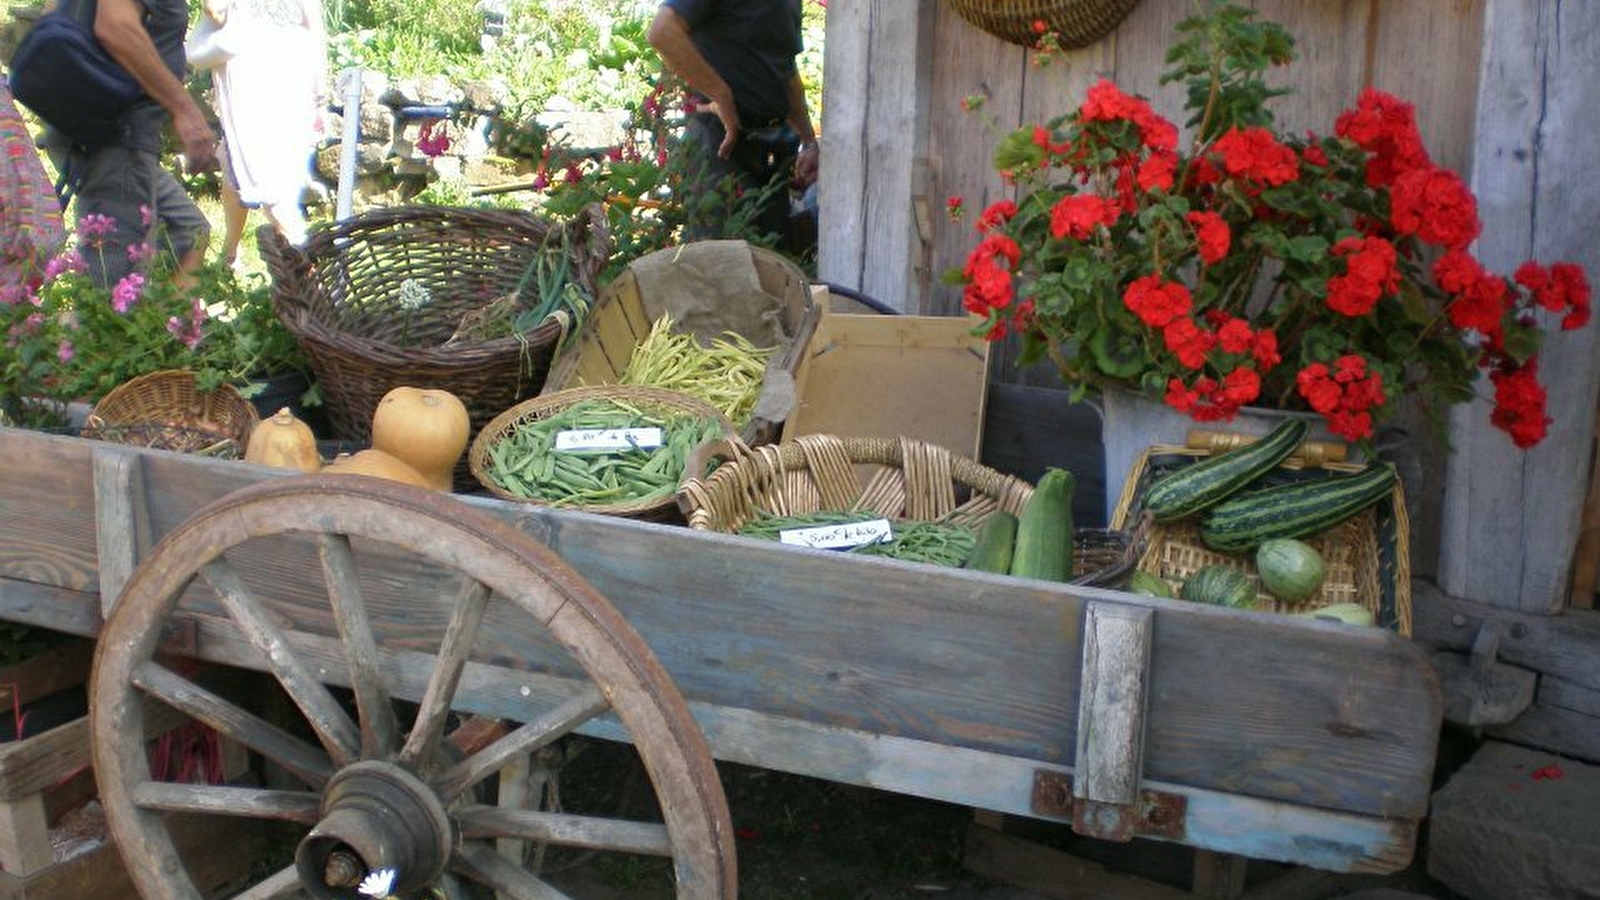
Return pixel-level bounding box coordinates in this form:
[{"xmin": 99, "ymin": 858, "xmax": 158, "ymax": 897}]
[{"xmin": 111, "ymin": 273, "xmax": 146, "ymax": 313}]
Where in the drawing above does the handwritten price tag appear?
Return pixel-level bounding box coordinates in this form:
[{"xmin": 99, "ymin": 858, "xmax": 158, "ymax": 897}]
[
  {"xmin": 553, "ymin": 427, "xmax": 664, "ymax": 452},
  {"xmin": 778, "ymin": 518, "xmax": 894, "ymax": 550}
]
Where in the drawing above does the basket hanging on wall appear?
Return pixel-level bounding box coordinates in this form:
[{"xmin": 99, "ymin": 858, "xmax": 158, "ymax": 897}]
[{"xmin": 947, "ymin": 0, "xmax": 1144, "ymax": 48}]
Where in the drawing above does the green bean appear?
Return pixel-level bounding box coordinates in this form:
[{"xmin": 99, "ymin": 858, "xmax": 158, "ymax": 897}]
[{"xmin": 736, "ymin": 511, "xmax": 977, "ymax": 568}]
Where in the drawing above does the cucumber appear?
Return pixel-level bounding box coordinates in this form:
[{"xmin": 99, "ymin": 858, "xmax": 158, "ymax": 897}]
[
  {"xmin": 1141, "ymin": 418, "xmax": 1309, "ymax": 522},
  {"xmin": 1292, "ymin": 602, "xmax": 1376, "ymax": 626},
  {"xmin": 1179, "ymin": 564, "xmax": 1256, "ymax": 608},
  {"xmin": 1199, "ymin": 463, "xmax": 1397, "ymax": 553},
  {"xmin": 1010, "ymin": 468, "xmax": 1075, "ymax": 582},
  {"xmin": 965, "ymin": 512, "xmax": 1018, "ymax": 574}
]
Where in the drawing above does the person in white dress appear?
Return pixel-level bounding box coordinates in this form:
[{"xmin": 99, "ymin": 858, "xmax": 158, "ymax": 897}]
[{"xmin": 199, "ymin": 0, "xmax": 325, "ymax": 261}]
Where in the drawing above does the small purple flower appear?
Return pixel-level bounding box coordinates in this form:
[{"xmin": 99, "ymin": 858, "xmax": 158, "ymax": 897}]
[
  {"xmin": 112, "ymin": 272, "xmax": 146, "ymax": 313},
  {"xmin": 57, "ymin": 340, "xmax": 74, "ymax": 363},
  {"xmin": 139, "ymin": 204, "xmax": 153, "ymax": 228},
  {"xmin": 0, "ymin": 285, "xmax": 22, "ymax": 306},
  {"xmin": 44, "ymin": 250, "xmax": 86, "ymax": 281},
  {"xmin": 126, "ymin": 242, "xmax": 157, "ymax": 266},
  {"xmin": 79, "ymin": 213, "xmax": 118, "ymax": 239}
]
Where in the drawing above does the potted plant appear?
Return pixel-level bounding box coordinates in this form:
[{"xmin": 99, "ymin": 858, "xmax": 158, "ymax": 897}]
[
  {"xmin": 0, "ymin": 220, "xmax": 313, "ymax": 430},
  {"xmin": 952, "ymin": 1, "xmax": 1590, "ymax": 455}
]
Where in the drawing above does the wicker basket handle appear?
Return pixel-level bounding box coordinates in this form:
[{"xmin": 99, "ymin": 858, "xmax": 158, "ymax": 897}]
[
  {"xmin": 1185, "ymin": 428, "xmax": 1348, "ymax": 467},
  {"xmin": 675, "ymin": 436, "xmax": 753, "ymax": 518}
]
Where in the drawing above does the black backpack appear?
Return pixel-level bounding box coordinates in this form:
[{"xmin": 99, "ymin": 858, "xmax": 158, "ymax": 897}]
[{"xmin": 9, "ymin": 0, "xmax": 146, "ymax": 150}]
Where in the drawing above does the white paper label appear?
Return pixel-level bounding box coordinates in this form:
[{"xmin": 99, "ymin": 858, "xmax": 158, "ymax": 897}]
[
  {"xmin": 553, "ymin": 427, "xmax": 664, "ymax": 452},
  {"xmin": 778, "ymin": 518, "xmax": 894, "ymax": 550}
]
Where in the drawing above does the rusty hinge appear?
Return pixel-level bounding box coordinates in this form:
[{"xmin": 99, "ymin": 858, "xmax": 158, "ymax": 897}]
[{"xmin": 1031, "ymin": 770, "xmax": 1188, "ymax": 842}]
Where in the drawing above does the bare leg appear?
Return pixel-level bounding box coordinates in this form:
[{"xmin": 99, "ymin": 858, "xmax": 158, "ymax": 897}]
[{"xmin": 221, "ymin": 179, "xmax": 249, "ymax": 265}]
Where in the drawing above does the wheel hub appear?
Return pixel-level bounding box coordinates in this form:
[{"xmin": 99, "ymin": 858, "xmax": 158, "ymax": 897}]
[{"xmin": 295, "ymin": 760, "xmax": 454, "ymax": 899}]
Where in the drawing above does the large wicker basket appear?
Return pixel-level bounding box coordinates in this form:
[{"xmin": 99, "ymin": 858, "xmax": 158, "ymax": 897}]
[
  {"xmin": 1110, "ymin": 432, "xmax": 1412, "ymax": 635},
  {"xmin": 680, "ymin": 433, "xmax": 1139, "ymax": 586},
  {"xmin": 947, "ymin": 0, "xmax": 1144, "ymax": 47},
  {"xmin": 81, "ymin": 369, "xmax": 259, "ymax": 458},
  {"xmin": 260, "ymin": 205, "xmax": 609, "ymax": 451},
  {"xmin": 542, "ymin": 241, "xmax": 820, "ymax": 447},
  {"xmin": 469, "ymin": 384, "xmax": 737, "ymax": 521}
]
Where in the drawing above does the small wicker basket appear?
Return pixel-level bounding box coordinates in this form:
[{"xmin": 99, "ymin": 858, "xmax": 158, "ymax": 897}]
[
  {"xmin": 80, "ymin": 369, "xmax": 259, "ymax": 458},
  {"xmin": 680, "ymin": 433, "xmax": 1140, "ymax": 587},
  {"xmin": 1110, "ymin": 432, "xmax": 1412, "ymax": 635},
  {"xmin": 260, "ymin": 204, "xmax": 609, "ymax": 451},
  {"xmin": 947, "ymin": 0, "xmax": 1144, "ymax": 48},
  {"xmin": 469, "ymin": 384, "xmax": 737, "ymax": 521}
]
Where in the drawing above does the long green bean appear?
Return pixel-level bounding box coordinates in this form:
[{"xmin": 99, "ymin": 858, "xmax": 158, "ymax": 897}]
[{"xmin": 737, "ymin": 510, "xmax": 977, "ymax": 568}]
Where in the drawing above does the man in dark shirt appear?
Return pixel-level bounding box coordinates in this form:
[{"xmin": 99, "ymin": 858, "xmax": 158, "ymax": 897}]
[
  {"xmin": 648, "ymin": 0, "xmax": 819, "ymax": 248},
  {"xmin": 46, "ymin": 0, "xmax": 217, "ymax": 285}
]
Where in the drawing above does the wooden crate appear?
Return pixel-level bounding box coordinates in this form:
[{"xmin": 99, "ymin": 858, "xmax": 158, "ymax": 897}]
[
  {"xmin": 781, "ymin": 306, "xmax": 991, "ymax": 460},
  {"xmin": 542, "ymin": 242, "xmax": 821, "ymax": 446}
]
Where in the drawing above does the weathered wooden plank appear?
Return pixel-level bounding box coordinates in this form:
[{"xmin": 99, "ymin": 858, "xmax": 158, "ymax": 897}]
[
  {"xmin": 0, "ymin": 793, "xmax": 52, "ymax": 877},
  {"xmin": 0, "ymin": 430, "xmax": 100, "ymax": 594},
  {"xmin": 1486, "ymin": 702, "xmax": 1600, "ymax": 766},
  {"xmin": 1439, "ymin": 0, "xmax": 1600, "ymax": 611},
  {"xmin": 1367, "ymin": 0, "xmax": 1484, "ymax": 178},
  {"xmin": 91, "ymin": 446, "xmax": 153, "ymax": 619},
  {"xmin": 1074, "ymin": 603, "xmax": 1151, "ymax": 807},
  {"xmin": 0, "ymin": 431, "xmax": 1441, "ymax": 837},
  {"xmin": 815, "ymin": 2, "xmax": 935, "ymax": 311},
  {"xmin": 1254, "ymin": 0, "xmax": 1369, "ymax": 139},
  {"xmin": 1413, "ymin": 580, "xmax": 1600, "ymax": 693}
]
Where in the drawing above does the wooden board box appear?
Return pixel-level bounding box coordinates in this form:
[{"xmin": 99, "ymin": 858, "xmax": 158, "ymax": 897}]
[{"xmin": 781, "ymin": 305, "xmax": 991, "ymax": 460}]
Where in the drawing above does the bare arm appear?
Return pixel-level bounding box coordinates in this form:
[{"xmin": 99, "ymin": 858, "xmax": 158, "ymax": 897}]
[
  {"xmin": 785, "ymin": 71, "xmax": 818, "ymax": 187},
  {"xmin": 647, "ymin": 6, "xmax": 738, "ymax": 158},
  {"xmin": 95, "ymin": 0, "xmax": 217, "ymax": 170}
]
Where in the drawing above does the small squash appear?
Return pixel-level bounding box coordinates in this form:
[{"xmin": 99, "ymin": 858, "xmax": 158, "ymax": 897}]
[
  {"xmin": 369, "ymin": 386, "xmax": 470, "ymax": 492},
  {"xmin": 321, "ymin": 448, "xmax": 431, "ymax": 489},
  {"xmin": 244, "ymin": 407, "xmax": 321, "ymax": 473}
]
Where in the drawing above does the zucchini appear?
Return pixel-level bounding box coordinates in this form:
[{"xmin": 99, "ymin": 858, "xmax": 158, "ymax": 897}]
[
  {"xmin": 965, "ymin": 512, "xmax": 1018, "ymax": 574},
  {"xmin": 1199, "ymin": 463, "xmax": 1397, "ymax": 553},
  {"xmin": 1010, "ymin": 468, "xmax": 1075, "ymax": 582},
  {"xmin": 1141, "ymin": 418, "xmax": 1309, "ymax": 522}
]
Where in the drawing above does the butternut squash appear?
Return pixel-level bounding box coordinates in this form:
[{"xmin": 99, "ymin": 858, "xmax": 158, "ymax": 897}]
[
  {"xmin": 321, "ymin": 448, "xmax": 431, "ymax": 488},
  {"xmin": 244, "ymin": 407, "xmax": 321, "ymax": 473},
  {"xmin": 369, "ymin": 386, "xmax": 470, "ymax": 491}
]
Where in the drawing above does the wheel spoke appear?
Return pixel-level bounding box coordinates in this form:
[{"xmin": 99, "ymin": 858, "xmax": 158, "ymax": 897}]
[
  {"xmin": 203, "ymin": 558, "xmax": 362, "ymax": 766},
  {"xmin": 399, "ymin": 578, "xmax": 491, "ymax": 768},
  {"xmin": 131, "ymin": 782, "xmax": 322, "ymax": 824},
  {"xmin": 455, "ymin": 805, "xmax": 672, "ymax": 856},
  {"xmin": 435, "ymin": 684, "xmax": 609, "ymax": 802},
  {"xmin": 228, "ymin": 863, "xmax": 304, "ymax": 900},
  {"xmin": 317, "ymin": 533, "xmax": 402, "ymax": 758},
  {"xmin": 451, "ymin": 843, "xmax": 577, "ymax": 900},
  {"xmin": 132, "ymin": 660, "xmax": 334, "ymax": 788}
]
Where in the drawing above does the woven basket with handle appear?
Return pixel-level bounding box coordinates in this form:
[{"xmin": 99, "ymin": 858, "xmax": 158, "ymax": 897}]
[
  {"xmin": 947, "ymin": 0, "xmax": 1144, "ymax": 48},
  {"xmin": 469, "ymin": 384, "xmax": 737, "ymax": 521},
  {"xmin": 680, "ymin": 433, "xmax": 1140, "ymax": 587},
  {"xmin": 80, "ymin": 369, "xmax": 259, "ymax": 458},
  {"xmin": 260, "ymin": 204, "xmax": 609, "ymax": 451},
  {"xmin": 1110, "ymin": 430, "xmax": 1412, "ymax": 635}
]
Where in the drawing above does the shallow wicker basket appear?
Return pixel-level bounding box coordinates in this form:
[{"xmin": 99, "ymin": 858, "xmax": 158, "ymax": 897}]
[
  {"xmin": 469, "ymin": 384, "xmax": 737, "ymax": 520},
  {"xmin": 947, "ymin": 0, "xmax": 1144, "ymax": 47},
  {"xmin": 680, "ymin": 433, "xmax": 1139, "ymax": 586},
  {"xmin": 81, "ymin": 369, "xmax": 259, "ymax": 458},
  {"xmin": 1110, "ymin": 434, "xmax": 1412, "ymax": 635},
  {"xmin": 260, "ymin": 204, "xmax": 609, "ymax": 452}
]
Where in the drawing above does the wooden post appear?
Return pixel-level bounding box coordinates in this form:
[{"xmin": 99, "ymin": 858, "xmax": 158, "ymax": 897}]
[
  {"xmin": 1073, "ymin": 602, "xmax": 1152, "ymax": 827},
  {"xmin": 91, "ymin": 446, "xmax": 153, "ymax": 619},
  {"xmin": 1439, "ymin": 0, "xmax": 1600, "ymax": 611}
]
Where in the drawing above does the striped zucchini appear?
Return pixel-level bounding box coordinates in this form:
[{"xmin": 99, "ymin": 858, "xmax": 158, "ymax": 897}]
[
  {"xmin": 1198, "ymin": 463, "xmax": 1397, "ymax": 552},
  {"xmin": 1141, "ymin": 418, "xmax": 1310, "ymax": 522}
]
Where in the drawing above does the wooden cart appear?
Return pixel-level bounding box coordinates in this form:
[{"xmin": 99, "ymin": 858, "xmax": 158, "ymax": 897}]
[{"xmin": 0, "ymin": 426, "xmax": 1441, "ymax": 899}]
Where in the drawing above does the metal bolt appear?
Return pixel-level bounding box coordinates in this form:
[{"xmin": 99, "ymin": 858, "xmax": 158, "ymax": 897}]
[
  {"xmin": 1451, "ymin": 614, "xmax": 1467, "ymax": 627},
  {"xmin": 1510, "ymin": 623, "xmax": 1528, "ymax": 639},
  {"xmin": 324, "ymin": 850, "xmax": 364, "ymax": 888}
]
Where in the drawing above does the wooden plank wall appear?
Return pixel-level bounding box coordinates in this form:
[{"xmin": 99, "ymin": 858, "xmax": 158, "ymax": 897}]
[{"xmin": 1437, "ymin": 0, "xmax": 1600, "ymax": 612}]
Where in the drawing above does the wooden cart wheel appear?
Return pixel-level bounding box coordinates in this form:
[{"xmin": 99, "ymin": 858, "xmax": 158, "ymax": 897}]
[{"xmin": 89, "ymin": 475, "xmax": 736, "ymax": 900}]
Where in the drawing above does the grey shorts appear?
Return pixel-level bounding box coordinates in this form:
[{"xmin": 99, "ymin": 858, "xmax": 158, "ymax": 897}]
[{"xmin": 51, "ymin": 143, "xmax": 210, "ymax": 284}]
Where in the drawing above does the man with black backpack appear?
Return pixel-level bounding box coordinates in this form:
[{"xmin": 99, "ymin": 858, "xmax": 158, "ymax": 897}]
[{"xmin": 32, "ymin": 0, "xmax": 218, "ymax": 285}]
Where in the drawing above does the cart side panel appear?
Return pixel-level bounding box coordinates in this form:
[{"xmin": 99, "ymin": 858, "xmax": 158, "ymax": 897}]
[
  {"xmin": 0, "ymin": 429, "xmax": 1441, "ymax": 828},
  {"xmin": 0, "ymin": 429, "xmax": 99, "ymax": 594}
]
